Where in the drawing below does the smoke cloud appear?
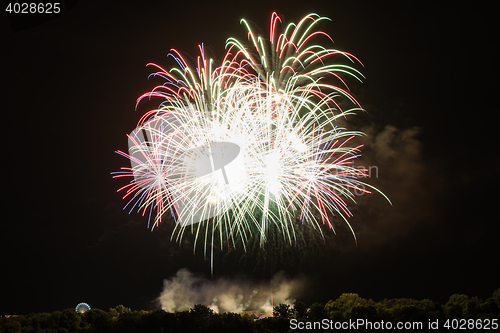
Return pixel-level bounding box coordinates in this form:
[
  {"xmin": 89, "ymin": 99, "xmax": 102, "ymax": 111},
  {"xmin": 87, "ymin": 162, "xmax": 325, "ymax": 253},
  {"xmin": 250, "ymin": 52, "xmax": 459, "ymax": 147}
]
[
  {"xmin": 157, "ymin": 268, "xmax": 304, "ymax": 316},
  {"xmin": 344, "ymin": 123, "xmax": 444, "ymax": 249}
]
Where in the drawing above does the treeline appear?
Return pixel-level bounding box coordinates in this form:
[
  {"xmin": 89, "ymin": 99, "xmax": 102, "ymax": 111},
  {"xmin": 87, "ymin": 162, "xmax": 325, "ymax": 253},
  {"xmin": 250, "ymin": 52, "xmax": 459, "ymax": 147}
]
[{"xmin": 1, "ymin": 289, "xmax": 499, "ymax": 333}]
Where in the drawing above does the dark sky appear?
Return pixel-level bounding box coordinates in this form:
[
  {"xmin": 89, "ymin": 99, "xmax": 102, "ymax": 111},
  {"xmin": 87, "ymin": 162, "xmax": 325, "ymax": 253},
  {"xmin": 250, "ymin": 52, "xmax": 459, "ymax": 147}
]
[{"xmin": 1, "ymin": 0, "xmax": 497, "ymax": 315}]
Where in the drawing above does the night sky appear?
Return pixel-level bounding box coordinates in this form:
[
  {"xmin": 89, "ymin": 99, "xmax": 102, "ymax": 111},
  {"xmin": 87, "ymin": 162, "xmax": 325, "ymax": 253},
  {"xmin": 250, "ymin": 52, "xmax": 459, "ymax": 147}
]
[{"xmin": 1, "ymin": 0, "xmax": 497, "ymax": 315}]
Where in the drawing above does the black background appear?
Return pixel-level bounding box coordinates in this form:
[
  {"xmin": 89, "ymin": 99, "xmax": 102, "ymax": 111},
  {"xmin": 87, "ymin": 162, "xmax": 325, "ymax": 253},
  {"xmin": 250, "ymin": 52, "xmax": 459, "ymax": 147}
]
[{"xmin": 1, "ymin": 0, "xmax": 497, "ymax": 314}]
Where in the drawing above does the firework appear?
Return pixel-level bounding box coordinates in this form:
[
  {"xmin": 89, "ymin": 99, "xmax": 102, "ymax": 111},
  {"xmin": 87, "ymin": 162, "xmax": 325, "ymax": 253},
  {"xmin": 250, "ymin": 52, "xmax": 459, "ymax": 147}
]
[{"xmin": 112, "ymin": 12, "xmax": 390, "ymax": 268}]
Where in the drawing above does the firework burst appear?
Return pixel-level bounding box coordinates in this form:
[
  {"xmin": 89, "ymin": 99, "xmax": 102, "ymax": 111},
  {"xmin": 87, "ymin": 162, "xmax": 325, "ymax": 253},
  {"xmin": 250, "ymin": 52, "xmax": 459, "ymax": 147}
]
[{"xmin": 112, "ymin": 12, "xmax": 390, "ymax": 269}]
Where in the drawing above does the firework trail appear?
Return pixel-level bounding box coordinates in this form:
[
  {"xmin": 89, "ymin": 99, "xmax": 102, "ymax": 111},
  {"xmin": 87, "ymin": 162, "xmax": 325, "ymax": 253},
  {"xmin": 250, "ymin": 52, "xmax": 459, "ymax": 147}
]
[{"xmin": 112, "ymin": 12, "xmax": 390, "ymax": 270}]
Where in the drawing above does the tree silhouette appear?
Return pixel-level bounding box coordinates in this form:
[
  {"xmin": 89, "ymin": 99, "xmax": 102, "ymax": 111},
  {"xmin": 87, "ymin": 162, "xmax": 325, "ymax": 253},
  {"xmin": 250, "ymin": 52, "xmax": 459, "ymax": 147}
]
[
  {"xmin": 492, "ymin": 288, "xmax": 500, "ymax": 309},
  {"xmin": 1, "ymin": 290, "xmax": 500, "ymax": 333},
  {"xmin": 308, "ymin": 302, "xmax": 326, "ymax": 321},
  {"xmin": 443, "ymin": 294, "xmax": 469, "ymax": 319},
  {"xmin": 273, "ymin": 303, "xmax": 293, "ymax": 318},
  {"xmin": 293, "ymin": 300, "xmax": 308, "ymax": 319},
  {"xmin": 59, "ymin": 308, "xmax": 81, "ymax": 332}
]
